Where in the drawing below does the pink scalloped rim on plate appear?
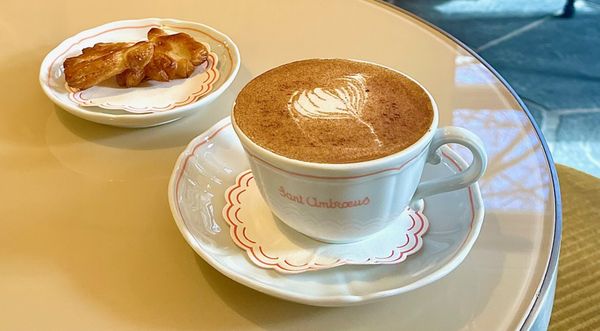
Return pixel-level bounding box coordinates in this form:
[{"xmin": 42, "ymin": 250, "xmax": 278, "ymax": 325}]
[
  {"xmin": 223, "ymin": 169, "xmax": 430, "ymax": 274},
  {"xmin": 65, "ymin": 51, "xmax": 220, "ymax": 113}
]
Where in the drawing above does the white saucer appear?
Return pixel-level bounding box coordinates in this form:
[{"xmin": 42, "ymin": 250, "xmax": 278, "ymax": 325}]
[
  {"xmin": 168, "ymin": 117, "xmax": 485, "ymax": 306},
  {"xmin": 39, "ymin": 18, "xmax": 240, "ymax": 128}
]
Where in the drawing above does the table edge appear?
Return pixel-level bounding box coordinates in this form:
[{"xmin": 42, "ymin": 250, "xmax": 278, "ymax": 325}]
[{"xmin": 369, "ymin": 1, "xmax": 563, "ymax": 330}]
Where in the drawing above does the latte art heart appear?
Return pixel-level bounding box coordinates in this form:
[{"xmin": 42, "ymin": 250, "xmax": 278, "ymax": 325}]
[
  {"xmin": 287, "ymin": 74, "xmax": 382, "ymax": 146},
  {"xmin": 288, "ymin": 74, "xmax": 368, "ymax": 119}
]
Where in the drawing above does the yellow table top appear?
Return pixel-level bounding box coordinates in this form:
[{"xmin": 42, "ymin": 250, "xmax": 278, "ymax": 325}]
[{"xmin": 0, "ymin": 1, "xmax": 561, "ymax": 330}]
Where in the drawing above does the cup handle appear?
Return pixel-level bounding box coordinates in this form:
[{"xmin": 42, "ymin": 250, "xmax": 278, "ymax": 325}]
[{"xmin": 410, "ymin": 127, "xmax": 487, "ymax": 209}]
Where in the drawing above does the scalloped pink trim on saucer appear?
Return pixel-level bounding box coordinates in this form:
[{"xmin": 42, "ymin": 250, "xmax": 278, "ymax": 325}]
[{"xmin": 223, "ymin": 170, "xmax": 430, "ymax": 274}]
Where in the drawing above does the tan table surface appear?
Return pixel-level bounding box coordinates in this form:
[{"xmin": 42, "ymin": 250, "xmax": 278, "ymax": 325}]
[{"xmin": 0, "ymin": 1, "xmax": 559, "ymax": 330}]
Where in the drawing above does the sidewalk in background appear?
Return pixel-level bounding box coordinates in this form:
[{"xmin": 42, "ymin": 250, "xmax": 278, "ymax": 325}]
[{"xmin": 389, "ymin": 0, "xmax": 600, "ymax": 177}]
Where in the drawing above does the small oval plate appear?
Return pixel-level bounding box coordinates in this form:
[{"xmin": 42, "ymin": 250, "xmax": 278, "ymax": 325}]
[{"xmin": 39, "ymin": 18, "xmax": 240, "ymax": 128}]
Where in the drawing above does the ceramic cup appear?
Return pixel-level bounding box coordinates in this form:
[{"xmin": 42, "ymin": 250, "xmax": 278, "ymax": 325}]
[{"xmin": 232, "ymin": 61, "xmax": 487, "ymax": 243}]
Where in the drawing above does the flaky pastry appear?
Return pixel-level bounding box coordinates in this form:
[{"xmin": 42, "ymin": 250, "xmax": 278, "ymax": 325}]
[
  {"xmin": 63, "ymin": 28, "xmax": 208, "ymax": 89},
  {"xmin": 64, "ymin": 41, "xmax": 153, "ymax": 90},
  {"xmin": 118, "ymin": 28, "xmax": 208, "ymax": 84}
]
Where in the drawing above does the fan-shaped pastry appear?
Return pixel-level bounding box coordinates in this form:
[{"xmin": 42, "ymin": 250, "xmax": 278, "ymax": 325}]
[
  {"xmin": 142, "ymin": 28, "xmax": 208, "ymax": 82},
  {"xmin": 64, "ymin": 41, "xmax": 153, "ymax": 90}
]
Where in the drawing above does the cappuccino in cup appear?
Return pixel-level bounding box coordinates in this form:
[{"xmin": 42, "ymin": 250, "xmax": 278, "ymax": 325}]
[
  {"xmin": 232, "ymin": 59, "xmax": 486, "ymax": 243},
  {"xmin": 234, "ymin": 59, "xmax": 434, "ymax": 163}
]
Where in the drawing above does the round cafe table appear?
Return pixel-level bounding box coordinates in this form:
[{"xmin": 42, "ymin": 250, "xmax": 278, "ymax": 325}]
[{"xmin": 0, "ymin": 1, "xmax": 560, "ymax": 330}]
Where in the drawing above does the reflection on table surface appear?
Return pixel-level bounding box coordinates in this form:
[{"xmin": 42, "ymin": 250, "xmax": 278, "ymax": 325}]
[{"xmin": 451, "ymin": 55, "xmax": 550, "ymax": 213}]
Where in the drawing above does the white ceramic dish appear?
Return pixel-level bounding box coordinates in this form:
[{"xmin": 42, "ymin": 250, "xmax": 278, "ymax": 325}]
[
  {"xmin": 39, "ymin": 18, "xmax": 240, "ymax": 128},
  {"xmin": 168, "ymin": 117, "xmax": 485, "ymax": 306}
]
